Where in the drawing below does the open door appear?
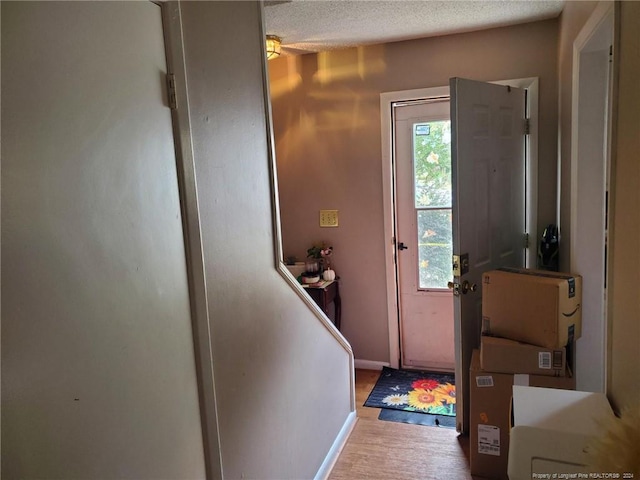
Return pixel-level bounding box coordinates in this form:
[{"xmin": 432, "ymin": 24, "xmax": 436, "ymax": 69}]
[{"xmin": 450, "ymin": 78, "xmax": 526, "ymax": 433}]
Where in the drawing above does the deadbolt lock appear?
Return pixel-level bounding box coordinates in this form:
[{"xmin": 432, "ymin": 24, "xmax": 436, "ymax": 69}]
[{"xmin": 452, "ymin": 253, "xmax": 470, "ymax": 277}]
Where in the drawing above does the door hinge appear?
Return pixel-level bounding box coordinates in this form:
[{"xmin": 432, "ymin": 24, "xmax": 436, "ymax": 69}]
[
  {"xmin": 392, "ymin": 237, "xmax": 397, "ymax": 264},
  {"xmin": 524, "ymin": 232, "xmax": 530, "ymax": 249},
  {"xmin": 166, "ymin": 73, "xmax": 177, "ymax": 110},
  {"xmin": 524, "ymin": 118, "xmax": 530, "ymax": 135}
]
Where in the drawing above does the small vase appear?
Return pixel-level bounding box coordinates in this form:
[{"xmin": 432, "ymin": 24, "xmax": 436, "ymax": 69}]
[{"xmin": 304, "ymin": 259, "xmax": 319, "ymax": 274}]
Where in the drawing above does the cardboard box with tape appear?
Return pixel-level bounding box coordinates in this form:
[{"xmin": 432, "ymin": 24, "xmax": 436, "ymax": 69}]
[
  {"xmin": 480, "ymin": 335, "xmax": 567, "ymax": 377},
  {"xmin": 481, "ymin": 268, "xmax": 582, "ymax": 349},
  {"xmin": 469, "ymin": 349, "xmax": 574, "ymax": 480}
]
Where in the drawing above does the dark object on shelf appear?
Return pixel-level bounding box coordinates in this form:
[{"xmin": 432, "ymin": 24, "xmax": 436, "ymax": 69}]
[
  {"xmin": 538, "ymin": 224, "xmax": 559, "ymax": 271},
  {"xmin": 285, "ymin": 256, "xmax": 297, "ymax": 265}
]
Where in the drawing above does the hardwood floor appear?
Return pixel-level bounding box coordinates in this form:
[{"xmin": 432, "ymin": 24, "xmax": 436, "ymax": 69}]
[{"xmin": 329, "ymin": 369, "xmax": 479, "ymax": 480}]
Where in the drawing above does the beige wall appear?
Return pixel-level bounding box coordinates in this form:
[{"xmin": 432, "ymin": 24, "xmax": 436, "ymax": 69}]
[
  {"xmin": 270, "ymin": 19, "xmax": 559, "ymax": 363},
  {"xmin": 607, "ymin": 0, "xmax": 640, "ymax": 412},
  {"xmin": 556, "ymin": 0, "xmax": 640, "ymax": 413},
  {"xmin": 557, "ymin": 1, "xmax": 599, "ymax": 272},
  {"xmin": 179, "ymin": 2, "xmax": 353, "ymax": 479},
  {"xmin": 1, "ymin": 2, "xmax": 206, "ymax": 477},
  {"xmin": 1, "ymin": 2, "xmax": 354, "ymax": 478}
]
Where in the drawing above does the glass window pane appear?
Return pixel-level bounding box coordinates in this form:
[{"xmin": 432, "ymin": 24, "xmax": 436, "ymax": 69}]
[
  {"xmin": 413, "ymin": 120, "xmax": 452, "ymax": 208},
  {"xmin": 417, "ymin": 209, "xmax": 453, "ymax": 289}
]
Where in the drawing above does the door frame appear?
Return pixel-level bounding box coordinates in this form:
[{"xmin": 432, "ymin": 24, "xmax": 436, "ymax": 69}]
[
  {"xmin": 160, "ymin": 3, "xmax": 223, "ymax": 477},
  {"xmin": 569, "ymin": 1, "xmax": 614, "ymax": 393},
  {"xmin": 380, "ymin": 78, "xmax": 539, "ymax": 368},
  {"xmin": 393, "ymin": 100, "xmax": 456, "ymax": 371}
]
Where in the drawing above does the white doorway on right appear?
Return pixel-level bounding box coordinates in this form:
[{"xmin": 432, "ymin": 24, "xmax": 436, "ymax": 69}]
[{"xmin": 570, "ymin": 2, "xmax": 614, "ymax": 394}]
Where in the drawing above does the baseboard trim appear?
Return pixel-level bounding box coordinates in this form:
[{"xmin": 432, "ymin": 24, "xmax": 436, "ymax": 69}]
[
  {"xmin": 314, "ymin": 411, "xmax": 357, "ymax": 480},
  {"xmin": 354, "ymin": 359, "xmax": 390, "ymax": 370}
]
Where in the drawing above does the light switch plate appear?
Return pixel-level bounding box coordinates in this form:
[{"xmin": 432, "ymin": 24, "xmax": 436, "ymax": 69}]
[{"xmin": 320, "ymin": 210, "xmax": 339, "ymax": 227}]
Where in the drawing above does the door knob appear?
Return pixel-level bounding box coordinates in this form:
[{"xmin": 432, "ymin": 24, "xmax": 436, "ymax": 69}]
[
  {"xmin": 397, "ymin": 242, "xmax": 408, "ymax": 250},
  {"xmin": 460, "ymin": 280, "xmax": 477, "ymax": 294},
  {"xmin": 447, "ymin": 280, "xmax": 477, "ymax": 296}
]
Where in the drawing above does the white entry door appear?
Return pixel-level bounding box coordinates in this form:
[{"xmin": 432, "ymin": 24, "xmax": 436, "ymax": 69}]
[
  {"xmin": 450, "ymin": 78, "xmax": 526, "ymax": 433},
  {"xmin": 394, "ymin": 99, "xmax": 455, "ymax": 371}
]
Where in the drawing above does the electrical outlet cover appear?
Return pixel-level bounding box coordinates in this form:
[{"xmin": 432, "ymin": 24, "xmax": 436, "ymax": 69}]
[{"xmin": 320, "ymin": 210, "xmax": 339, "ymax": 227}]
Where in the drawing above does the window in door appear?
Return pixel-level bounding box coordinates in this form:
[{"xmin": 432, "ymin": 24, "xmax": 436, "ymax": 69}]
[{"xmin": 413, "ymin": 120, "xmax": 452, "ymax": 289}]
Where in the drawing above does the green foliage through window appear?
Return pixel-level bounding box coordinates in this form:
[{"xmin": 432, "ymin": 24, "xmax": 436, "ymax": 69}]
[
  {"xmin": 413, "ymin": 120, "xmax": 453, "ymax": 289},
  {"xmin": 414, "ymin": 121, "xmax": 451, "ymax": 209}
]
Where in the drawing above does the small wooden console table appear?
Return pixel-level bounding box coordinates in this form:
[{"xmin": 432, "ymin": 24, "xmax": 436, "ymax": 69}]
[{"xmin": 303, "ymin": 280, "xmax": 341, "ymax": 331}]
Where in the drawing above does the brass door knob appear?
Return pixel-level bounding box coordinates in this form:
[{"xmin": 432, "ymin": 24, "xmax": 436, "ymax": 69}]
[
  {"xmin": 461, "ymin": 280, "xmax": 477, "ymax": 294},
  {"xmin": 448, "ymin": 280, "xmax": 476, "ymax": 295}
]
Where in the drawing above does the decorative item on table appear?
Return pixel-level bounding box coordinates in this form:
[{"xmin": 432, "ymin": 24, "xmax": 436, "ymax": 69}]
[
  {"xmin": 306, "ymin": 242, "xmax": 333, "ymax": 273},
  {"xmin": 285, "ymin": 255, "xmax": 297, "ymax": 266},
  {"xmin": 301, "ymin": 272, "xmax": 320, "ymax": 284},
  {"xmin": 304, "ymin": 258, "xmax": 319, "ymax": 274},
  {"xmin": 320, "ymin": 245, "xmax": 333, "ymax": 270},
  {"xmin": 322, "ymin": 268, "xmax": 336, "ymax": 282}
]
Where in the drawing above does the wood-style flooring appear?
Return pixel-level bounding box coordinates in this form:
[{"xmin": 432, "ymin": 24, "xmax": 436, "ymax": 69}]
[{"xmin": 329, "ymin": 369, "xmax": 480, "ymax": 480}]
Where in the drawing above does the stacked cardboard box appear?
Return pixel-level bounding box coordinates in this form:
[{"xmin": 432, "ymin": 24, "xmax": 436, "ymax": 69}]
[
  {"xmin": 480, "ymin": 336, "xmax": 567, "ymax": 377},
  {"xmin": 470, "ymin": 350, "xmax": 575, "ymax": 479},
  {"xmin": 469, "ymin": 268, "xmax": 582, "ymax": 480}
]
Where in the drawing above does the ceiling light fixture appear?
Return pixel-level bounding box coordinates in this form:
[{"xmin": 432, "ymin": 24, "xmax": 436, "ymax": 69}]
[{"xmin": 266, "ymin": 35, "xmax": 282, "ymax": 60}]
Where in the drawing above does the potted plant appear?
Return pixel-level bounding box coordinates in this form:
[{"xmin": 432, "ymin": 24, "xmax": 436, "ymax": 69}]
[{"xmin": 306, "ymin": 242, "xmax": 333, "ymax": 273}]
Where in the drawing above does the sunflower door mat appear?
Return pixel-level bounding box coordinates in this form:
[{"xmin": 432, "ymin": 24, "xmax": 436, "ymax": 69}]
[
  {"xmin": 364, "ymin": 366, "xmax": 456, "ymax": 417},
  {"xmin": 377, "ymin": 408, "xmax": 456, "ymax": 428}
]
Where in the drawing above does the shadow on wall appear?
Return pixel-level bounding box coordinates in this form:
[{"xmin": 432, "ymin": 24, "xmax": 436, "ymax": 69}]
[
  {"xmin": 267, "ymin": 45, "xmax": 393, "ymax": 363},
  {"xmin": 268, "ymin": 45, "xmax": 387, "ymax": 145},
  {"xmin": 267, "ymin": 44, "xmax": 389, "ymax": 257}
]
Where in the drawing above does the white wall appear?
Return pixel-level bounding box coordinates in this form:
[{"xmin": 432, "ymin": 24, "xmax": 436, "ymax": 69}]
[
  {"xmin": 573, "ymin": 46, "xmax": 609, "ymax": 393},
  {"xmin": 1, "ymin": 2, "xmax": 355, "ymax": 479},
  {"xmin": 165, "ymin": 2, "xmax": 355, "ymax": 479},
  {"xmin": 557, "ymin": 1, "xmax": 599, "ymax": 271},
  {"xmin": 1, "ymin": 2, "xmax": 205, "ymax": 477}
]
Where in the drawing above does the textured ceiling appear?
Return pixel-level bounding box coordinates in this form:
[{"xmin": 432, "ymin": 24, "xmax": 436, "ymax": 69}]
[{"xmin": 264, "ymin": 0, "xmax": 565, "ymax": 55}]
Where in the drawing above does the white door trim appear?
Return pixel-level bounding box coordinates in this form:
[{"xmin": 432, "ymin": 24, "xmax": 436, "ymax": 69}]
[
  {"xmin": 569, "ymin": 0, "xmax": 614, "ymax": 393},
  {"xmin": 380, "ymin": 78, "xmax": 539, "ymax": 368},
  {"xmin": 161, "ymin": 3, "xmax": 223, "ymax": 477},
  {"xmin": 570, "ymin": 1, "xmax": 614, "ymax": 270},
  {"xmin": 381, "ymin": 86, "xmax": 449, "ymax": 369}
]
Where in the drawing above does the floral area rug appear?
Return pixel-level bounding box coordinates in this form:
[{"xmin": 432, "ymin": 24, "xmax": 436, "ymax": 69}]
[
  {"xmin": 364, "ymin": 367, "xmax": 456, "ymax": 418},
  {"xmin": 377, "ymin": 408, "xmax": 456, "ymax": 428}
]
